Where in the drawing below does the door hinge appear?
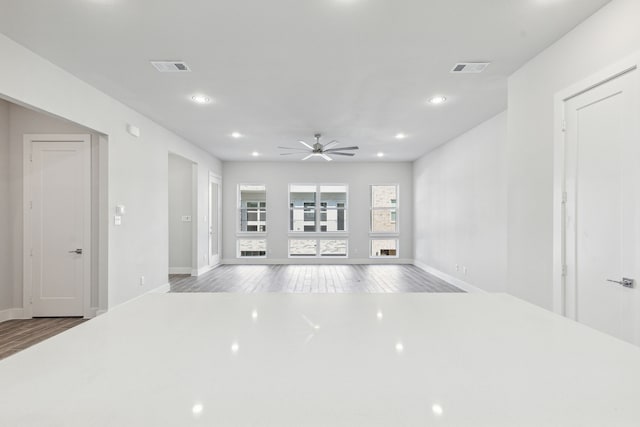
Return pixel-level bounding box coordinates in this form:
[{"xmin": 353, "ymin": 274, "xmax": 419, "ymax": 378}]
[
  {"xmin": 30, "ymin": 249, "xmax": 33, "ymax": 257},
  {"xmin": 29, "ymin": 201, "xmax": 33, "ymax": 210},
  {"xmin": 561, "ymin": 119, "xmax": 566, "ymax": 132},
  {"xmin": 562, "ymin": 264, "xmax": 568, "ymax": 277},
  {"xmin": 561, "ymin": 191, "xmax": 567, "ymax": 204},
  {"xmin": 29, "ymin": 153, "xmax": 33, "ymax": 162}
]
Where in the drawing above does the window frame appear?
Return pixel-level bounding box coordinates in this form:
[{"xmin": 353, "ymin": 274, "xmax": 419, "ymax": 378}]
[
  {"xmin": 369, "ymin": 184, "xmax": 400, "ymax": 259},
  {"xmin": 369, "ymin": 238, "xmax": 399, "ymax": 259},
  {"xmin": 237, "ymin": 238, "xmax": 267, "ymax": 258},
  {"xmin": 288, "ymin": 238, "xmax": 349, "ymax": 258},
  {"xmin": 288, "ymin": 184, "xmax": 349, "ymax": 234},
  {"xmin": 237, "ymin": 184, "xmax": 267, "ymax": 235}
]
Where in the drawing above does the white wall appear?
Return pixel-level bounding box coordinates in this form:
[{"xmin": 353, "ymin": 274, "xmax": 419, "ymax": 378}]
[
  {"xmin": 168, "ymin": 154, "xmax": 194, "ymax": 273},
  {"xmin": 414, "ymin": 112, "xmax": 507, "ymax": 292},
  {"xmin": 507, "ymin": 0, "xmax": 640, "ymax": 309},
  {"xmin": 0, "ymin": 99, "xmax": 10, "ymax": 311},
  {"xmin": 0, "ymin": 34, "xmax": 222, "ymax": 310},
  {"xmin": 222, "ymin": 162, "xmax": 413, "ymax": 263}
]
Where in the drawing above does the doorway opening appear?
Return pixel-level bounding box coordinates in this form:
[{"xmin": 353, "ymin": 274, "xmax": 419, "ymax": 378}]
[{"xmin": 168, "ymin": 153, "xmax": 197, "ymax": 276}]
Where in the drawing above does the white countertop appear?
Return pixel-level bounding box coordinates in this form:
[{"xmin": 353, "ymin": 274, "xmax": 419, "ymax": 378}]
[{"xmin": 1, "ymin": 293, "xmax": 640, "ymax": 426}]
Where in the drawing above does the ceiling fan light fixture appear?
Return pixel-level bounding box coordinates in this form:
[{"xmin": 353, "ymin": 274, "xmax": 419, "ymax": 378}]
[
  {"xmin": 377, "ymin": 152, "xmax": 385, "ymax": 158},
  {"xmin": 395, "ymin": 133, "xmax": 407, "ymax": 140}
]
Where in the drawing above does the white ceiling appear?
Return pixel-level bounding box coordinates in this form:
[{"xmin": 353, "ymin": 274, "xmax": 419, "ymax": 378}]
[{"xmin": 0, "ymin": 0, "xmax": 611, "ymax": 162}]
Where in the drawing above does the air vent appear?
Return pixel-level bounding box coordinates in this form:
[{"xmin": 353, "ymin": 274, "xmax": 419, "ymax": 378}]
[
  {"xmin": 150, "ymin": 61, "xmax": 191, "ymax": 72},
  {"xmin": 450, "ymin": 62, "xmax": 490, "ymax": 73}
]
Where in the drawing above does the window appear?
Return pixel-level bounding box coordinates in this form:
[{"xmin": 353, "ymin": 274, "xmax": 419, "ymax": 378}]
[
  {"xmin": 289, "ymin": 239, "xmax": 317, "ymax": 257},
  {"xmin": 370, "ymin": 185, "xmax": 398, "ymax": 233},
  {"xmin": 289, "ymin": 239, "xmax": 348, "ymax": 257},
  {"xmin": 370, "ymin": 185, "xmax": 399, "ymax": 258},
  {"xmin": 238, "ymin": 239, "xmax": 267, "ymax": 257},
  {"xmin": 239, "ymin": 185, "xmax": 266, "ymax": 232},
  {"xmin": 370, "ymin": 239, "xmax": 398, "ymax": 258},
  {"xmin": 289, "ymin": 184, "xmax": 347, "ymax": 232}
]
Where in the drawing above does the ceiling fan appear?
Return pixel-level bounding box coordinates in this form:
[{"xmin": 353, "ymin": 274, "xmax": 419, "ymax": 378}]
[{"xmin": 278, "ymin": 133, "xmax": 359, "ymax": 161}]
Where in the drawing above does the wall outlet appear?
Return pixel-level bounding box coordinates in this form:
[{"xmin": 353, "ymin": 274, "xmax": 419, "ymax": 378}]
[
  {"xmin": 181, "ymin": 215, "xmax": 192, "ymax": 222},
  {"xmin": 114, "ymin": 215, "xmax": 122, "ymax": 226},
  {"xmin": 455, "ymin": 264, "xmax": 460, "ymax": 272},
  {"xmin": 462, "ymin": 266, "xmax": 467, "ymax": 275},
  {"xmin": 140, "ymin": 276, "xmax": 145, "ymax": 286}
]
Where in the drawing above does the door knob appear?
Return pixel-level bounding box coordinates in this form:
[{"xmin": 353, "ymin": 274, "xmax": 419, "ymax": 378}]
[
  {"xmin": 68, "ymin": 249, "xmax": 83, "ymax": 255},
  {"xmin": 607, "ymin": 278, "xmax": 635, "ymax": 288}
]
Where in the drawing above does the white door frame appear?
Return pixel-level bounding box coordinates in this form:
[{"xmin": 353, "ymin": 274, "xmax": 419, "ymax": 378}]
[
  {"xmin": 552, "ymin": 52, "xmax": 640, "ymax": 315},
  {"xmin": 209, "ymin": 172, "xmax": 222, "ymax": 267},
  {"xmin": 23, "ymin": 134, "xmax": 92, "ymax": 318}
]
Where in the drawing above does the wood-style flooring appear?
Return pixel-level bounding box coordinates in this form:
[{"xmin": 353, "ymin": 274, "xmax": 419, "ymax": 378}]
[
  {"xmin": 170, "ymin": 264, "xmax": 463, "ymax": 293},
  {"xmin": 0, "ymin": 317, "xmax": 87, "ymax": 361}
]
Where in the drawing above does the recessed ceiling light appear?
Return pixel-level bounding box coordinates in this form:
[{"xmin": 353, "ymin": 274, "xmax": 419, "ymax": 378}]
[
  {"xmin": 377, "ymin": 152, "xmax": 384, "ymax": 158},
  {"xmin": 395, "ymin": 133, "xmax": 407, "ymax": 140},
  {"xmin": 428, "ymin": 96, "xmax": 447, "ymax": 105},
  {"xmin": 252, "ymin": 151, "xmax": 259, "ymax": 157},
  {"xmin": 231, "ymin": 132, "xmax": 243, "ymax": 139},
  {"xmin": 191, "ymin": 94, "xmax": 211, "ymax": 104}
]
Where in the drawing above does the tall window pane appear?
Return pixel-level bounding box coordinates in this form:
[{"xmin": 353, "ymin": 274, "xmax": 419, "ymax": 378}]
[
  {"xmin": 290, "ymin": 185, "xmax": 316, "ymax": 232},
  {"xmin": 320, "ymin": 185, "xmax": 347, "ymax": 232},
  {"xmin": 371, "ymin": 185, "xmax": 398, "ymax": 233},
  {"xmin": 239, "ymin": 185, "xmax": 266, "ymax": 232}
]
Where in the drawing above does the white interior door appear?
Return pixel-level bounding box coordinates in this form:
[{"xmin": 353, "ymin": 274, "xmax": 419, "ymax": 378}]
[
  {"xmin": 209, "ymin": 174, "xmax": 221, "ymax": 266},
  {"xmin": 27, "ymin": 135, "xmax": 90, "ymax": 317},
  {"xmin": 564, "ymin": 68, "xmax": 640, "ymax": 344}
]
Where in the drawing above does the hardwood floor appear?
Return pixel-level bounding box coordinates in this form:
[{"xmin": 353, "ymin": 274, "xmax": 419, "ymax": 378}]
[
  {"xmin": 0, "ymin": 318, "xmax": 87, "ymax": 361},
  {"xmin": 170, "ymin": 264, "xmax": 463, "ymax": 293}
]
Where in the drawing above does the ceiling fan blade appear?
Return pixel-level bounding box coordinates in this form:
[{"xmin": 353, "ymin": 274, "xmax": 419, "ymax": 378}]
[
  {"xmin": 328, "ymin": 152, "xmax": 355, "ymax": 156},
  {"xmin": 299, "ymin": 140, "xmax": 314, "ymax": 150},
  {"xmin": 302, "ymin": 153, "xmax": 315, "ymax": 161},
  {"xmin": 320, "ymin": 154, "xmax": 333, "ymax": 162},
  {"xmin": 278, "ymin": 146, "xmax": 308, "ymax": 151},
  {"xmin": 323, "ymin": 140, "xmax": 339, "ymax": 150},
  {"xmin": 324, "ymin": 146, "xmax": 359, "ymax": 152}
]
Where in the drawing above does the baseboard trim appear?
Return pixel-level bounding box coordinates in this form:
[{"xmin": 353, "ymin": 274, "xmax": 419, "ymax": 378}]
[
  {"xmin": 0, "ymin": 308, "xmax": 27, "ymax": 323},
  {"xmin": 169, "ymin": 267, "xmax": 192, "ymax": 275},
  {"xmin": 221, "ymin": 258, "xmax": 414, "ymax": 265},
  {"xmin": 149, "ymin": 282, "xmax": 171, "ymax": 294},
  {"xmin": 95, "ymin": 309, "xmax": 108, "ymax": 316},
  {"xmin": 413, "ymin": 261, "xmax": 486, "ymax": 293}
]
